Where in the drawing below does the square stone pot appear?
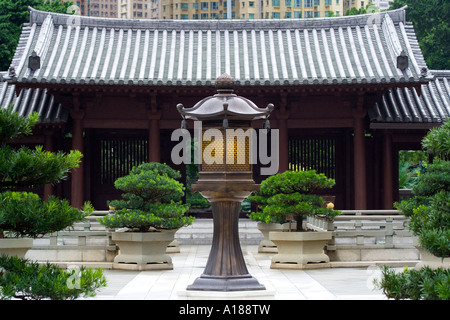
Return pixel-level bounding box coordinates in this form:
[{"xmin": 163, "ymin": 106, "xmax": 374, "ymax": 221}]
[
  {"xmin": 256, "ymin": 222, "xmax": 295, "ymax": 253},
  {"xmin": 112, "ymin": 230, "xmax": 176, "ymax": 271},
  {"xmin": 269, "ymin": 230, "xmax": 332, "ymax": 269},
  {"xmin": 0, "ymin": 238, "xmax": 34, "ymax": 258}
]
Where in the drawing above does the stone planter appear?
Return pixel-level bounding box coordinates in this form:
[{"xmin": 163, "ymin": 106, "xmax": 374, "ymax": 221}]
[
  {"xmin": 256, "ymin": 222, "xmax": 295, "ymax": 253},
  {"xmin": 0, "ymin": 238, "xmax": 34, "ymax": 258},
  {"xmin": 415, "ymin": 247, "xmax": 450, "ymax": 270},
  {"xmin": 269, "ymin": 230, "xmax": 332, "ymax": 269},
  {"xmin": 112, "ymin": 230, "xmax": 177, "ymax": 271}
]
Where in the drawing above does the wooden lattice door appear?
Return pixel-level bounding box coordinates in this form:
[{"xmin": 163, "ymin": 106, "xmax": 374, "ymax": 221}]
[{"xmin": 91, "ymin": 130, "xmax": 148, "ymax": 209}]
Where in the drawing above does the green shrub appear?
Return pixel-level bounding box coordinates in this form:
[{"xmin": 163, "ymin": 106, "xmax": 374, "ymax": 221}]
[
  {"xmin": 0, "ymin": 255, "xmax": 106, "ymax": 300},
  {"xmin": 99, "ymin": 162, "xmax": 193, "ymax": 231},
  {"xmin": 0, "ymin": 191, "xmax": 93, "ymax": 238},
  {"xmin": 0, "ymin": 104, "xmax": 91, "ymax": 239},
  {"xmin": 247, "ymin": 170, "xmax": 339, "ymax": 231},
  {"xmin": 395, "ymin": 162, "xmax": 450, "ymax": 258},
  {"xmin": 374, "ymin": 266, "xmax": 450, "ymax": 300},
  {"xmin": 421, "ymin": 118, "xmax": 450, "ymax": 160}
]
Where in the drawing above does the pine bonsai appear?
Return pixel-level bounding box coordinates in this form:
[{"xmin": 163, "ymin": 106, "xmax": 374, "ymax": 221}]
[
  {"xmin": 248, "ymin": 170, "xmax": 340, "ymax": 231},
  {"xmin": 0, "ymin": 106, "xmax": 93, "ymax": 238},
  {"xmin": 379, "ymin": 120, "xmax": 450, "ymax": 300},
  {"xmin": 395, "ymin": 119, "xmax": 450, "ymax": 259},
  {"xmin": 0, "ymin": 105, "xmax": 104, "ymax": 300},
  {"xmin": 98, "ymin": 162, "xmax": 194, "ymax": 231}
]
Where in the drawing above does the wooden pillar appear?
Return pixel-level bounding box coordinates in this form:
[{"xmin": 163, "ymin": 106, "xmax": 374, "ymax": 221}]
[
  {"xmin": 147, "ymin": 95, "xmax": 161, "ymax": 163},
  {"xmin": 149, "ymin": 118, "xmax": 161, "ymax": 163},
  {"xmin": 278, "ymin": 118, "xmax": 289, "ymax": 173},
  {"xmin": 278, "ymin": 93, "xmax": 289, "ymax": 173},
  {"xmin": 70, "ymin": 100, "xmax": 84, "ymax": 209},
  {"xmin": 43, "ymin": 129, "xmax": 54, "ymax": 201},
  {"xmin": 383, "ymin": 130, "xmax": 394, "ymax": 209},
  {"xmin": 353, "ymin": 95, "xmax": 367, "ymax": 210}
]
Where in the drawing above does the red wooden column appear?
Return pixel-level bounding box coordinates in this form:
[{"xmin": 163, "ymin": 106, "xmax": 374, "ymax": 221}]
[
  {"xmin": 277, "ymin": 93, "xmax": 289, "ymax": 173},
  {"xmin": 148, "ymin": 118, "xmax": 161, "ymax": 163},
  {"xmin": 147, "ymin": 96, "xmax": 161, "ymax": 163},
  {"xmin": 43, "ymin": 129, "xmax": 54, "ymax": 201},
  {"xmin": 278, "ymin": 118, "xmax": 289, "ymax": 173},
  {"xmin": 70, "ymin": 95, "xmax": 85, "ymax": 209},
  {"xmin": 352, "ymin": 97, "xmax": 367, "ymax": 210},
  {"xmin": 383, "ymin": 130, "xmax": 394, "ymax": 209}
]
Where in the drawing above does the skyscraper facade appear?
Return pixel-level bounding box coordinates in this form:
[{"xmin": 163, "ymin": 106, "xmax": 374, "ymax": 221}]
[{"xmin": 150, "ymin": 0, "xmax": 371, "ymax": 20}]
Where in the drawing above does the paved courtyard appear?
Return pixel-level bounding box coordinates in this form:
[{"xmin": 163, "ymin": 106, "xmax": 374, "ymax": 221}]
[{"xmin": 86, "ymin": 244, "xmax": 389, "ymax": 300}]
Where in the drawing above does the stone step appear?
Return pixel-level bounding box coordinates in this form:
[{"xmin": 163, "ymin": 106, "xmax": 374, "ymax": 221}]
[{"xmin": 175, "ymin": 219, "xmax": 263, "ymax": 245}]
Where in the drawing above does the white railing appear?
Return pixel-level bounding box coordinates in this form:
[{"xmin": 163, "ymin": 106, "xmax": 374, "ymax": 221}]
[
  {"xmin": 306, "ymin": 210, "xmax": 415, "ymax": 251},
  {"xmin": 32, "ymin": 211, "xmax": 116, "ymax": 252}
]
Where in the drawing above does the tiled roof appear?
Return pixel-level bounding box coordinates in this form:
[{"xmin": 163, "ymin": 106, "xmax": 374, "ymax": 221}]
[
  {"xmin": 7, "ymin": 6, "xmax": 426, "ymax": 87},
  {"xmin": 0, "ymin": 75, "xmax": 68, "ymax": 123},
  {"xmin": 369, "ymin": 70, "xmax": 450, "ymax": 125}
]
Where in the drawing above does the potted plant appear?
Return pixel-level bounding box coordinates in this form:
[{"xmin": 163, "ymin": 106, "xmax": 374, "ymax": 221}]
[
  {"xmin": 395, "ymin": 119, "xmax": 450, "ymax": 269},
  {"xmin": 98, "ymin": 162, "xmax": 194, "ymax": 270},
  {"xmin": 375, "ymin": 120, "xmax": 450, "ymax": 300},
  {"xmin": 248, "ymin": 183, "xmax": 296, "ymax": 253},
  {"xmin": 0, "ymin": 107, "xmax": 105, "ymax": 300},
  {"xmin": 0, "ymin": 107, "xmax": 92, "ymax": 257},
  {"xmin": 249, "ymin": 170, "xmax": 339, "ymax": 269}
]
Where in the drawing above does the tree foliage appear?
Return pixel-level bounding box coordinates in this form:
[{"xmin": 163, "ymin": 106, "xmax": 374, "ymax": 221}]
[
  {"xmin": 248, "ymin": 170, "xmax": 340, "ymax": 231},
  {"xmin": 0, "ymin": 0, "xmax": 73, "ymax": 70},
  {"xmin": 0, "ymin": 105, "xmax": 90, "ymax": 238},
  {"xmin": 0, "ymin": 107, "xmax": 82, "ymax": 190},
  {"xmin": 395, "ymin": 121, "xmax": 450, "ymax": 258},
  {"xmin": 0, "ymin": 255, "xmax": 106, "ymax": 300},
  {"xmin": 99, "ymin": 162, "xmax": 193, "ymax": 231},
  {"xmin": 388, "ymin": 0, "xmax": 450, "ymax": 70},
  {"xmin": 375, "ymin": 266, "xmax": 450, "ymax": 300}
]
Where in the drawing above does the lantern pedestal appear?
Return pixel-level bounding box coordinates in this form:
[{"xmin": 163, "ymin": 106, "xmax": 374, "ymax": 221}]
[{"xmin": 187, "ymin": 183, "xmax": 266, "ymax": 292}]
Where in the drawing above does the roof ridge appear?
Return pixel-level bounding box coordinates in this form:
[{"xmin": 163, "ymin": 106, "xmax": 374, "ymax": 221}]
[{"xmin": 28, "ymin": 5, "xmax": 408, "ymax": 30}]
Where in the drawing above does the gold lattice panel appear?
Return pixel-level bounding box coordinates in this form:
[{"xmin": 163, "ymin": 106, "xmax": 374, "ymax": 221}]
[{"xmin": 201, "ymin": 129, "xmax": 250, "ymax": 171}]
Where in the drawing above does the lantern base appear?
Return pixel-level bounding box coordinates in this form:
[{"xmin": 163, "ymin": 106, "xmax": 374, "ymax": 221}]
[{"xmin": 187, "ymin": 274, "xmax": 266, "ymax": 292}]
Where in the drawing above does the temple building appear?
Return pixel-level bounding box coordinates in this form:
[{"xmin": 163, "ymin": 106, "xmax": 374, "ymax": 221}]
[{"xmin": 1, "ymin": 6, "xmax": 449, "ymax": 211}]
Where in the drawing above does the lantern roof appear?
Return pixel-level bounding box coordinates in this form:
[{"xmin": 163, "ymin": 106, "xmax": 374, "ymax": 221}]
[{"xmin": 177, "ymin": 74, "xmax": 274, "ymax": 122}]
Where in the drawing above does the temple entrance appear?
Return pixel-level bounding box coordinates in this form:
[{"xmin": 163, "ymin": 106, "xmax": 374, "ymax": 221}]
[
  {"xmin": 288, "ymin": 129, "xmax": 350, "ymax": 209},
  {"xmin": 89, "ymin": 130, "xmax": 148, "ymax": 210}
]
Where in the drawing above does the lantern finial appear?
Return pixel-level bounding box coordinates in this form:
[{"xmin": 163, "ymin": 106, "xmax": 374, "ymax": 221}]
[{"xmin": 215, "ymin": 73, "xmax": 235, "ymax": 93}]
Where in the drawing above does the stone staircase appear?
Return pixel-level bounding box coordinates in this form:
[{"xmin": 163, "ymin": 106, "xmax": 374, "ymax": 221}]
[{"xmin": 175, "ymin": 219, "xmax": 263, "ymax": 245}]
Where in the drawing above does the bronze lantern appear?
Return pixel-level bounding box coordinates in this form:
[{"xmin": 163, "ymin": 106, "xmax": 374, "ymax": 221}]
[{"xmin": 177, "ymin": 74, "xmax": 274, "ymax": 291}]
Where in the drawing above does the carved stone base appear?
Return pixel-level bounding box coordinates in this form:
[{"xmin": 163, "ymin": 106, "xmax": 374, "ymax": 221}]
[{"xmin": 187, "ymin": 274, "xmax": 265, "ymax": 291}]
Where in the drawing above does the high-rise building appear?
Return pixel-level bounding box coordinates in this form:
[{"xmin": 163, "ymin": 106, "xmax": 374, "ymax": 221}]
[
  {"xmin": 119, "ymin": 0, "xmax": 152, "ymax": 19},
  {"xmin": 53, "ymin": 0, "xmax": 118, "ymax": 17},
  {"xmin": 150, "ymin": 0, "xmax": 372, "ymax": 20},
  {"xmin": 370, "ymin": 0, "xmax": 389, "ymax": 10}
]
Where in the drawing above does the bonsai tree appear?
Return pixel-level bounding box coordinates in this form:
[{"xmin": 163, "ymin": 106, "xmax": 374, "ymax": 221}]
[
  {"xmin": 248, "ymin": 170, "xmax": 340, "ymax": 231},
  {"xmin": 98, "ymin": 162, "xmax": 194, "ymax": 231},
  {"xmin": 0, "ymin": 106, "xmax": 104, "ymax": 300},
  {"xmin": 0, "ymin": 106, "xmax": 93, "ymax": 238},
  {"xmin": 395, "ymin": 119, "xmax": 450, "ymax": 259},
  {"xmin": 376, "ymin": 119, "xmax": 450, "ymax": 300}
]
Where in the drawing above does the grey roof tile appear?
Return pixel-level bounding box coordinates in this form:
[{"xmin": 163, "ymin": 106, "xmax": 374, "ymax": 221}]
[
  {"xmin": 369, "ymin": 71, "xmax": 450, "ymax": 124},
  {"xmin": 0, "ymin": 79, "xmax": 68, "ymax": 124},
  {"xmin": 6, "ymin": 6, "xmax": 425, "ymax": 87}
]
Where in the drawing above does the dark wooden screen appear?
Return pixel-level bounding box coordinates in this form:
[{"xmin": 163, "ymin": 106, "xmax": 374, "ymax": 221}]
[
  {"xmin": 289, "ymin": 138, "xmax": 336, "ymax": 179},
  {"xmin": 287, "ymin": 131, "xmax": 349, "ymax": 209},
  {"xmin": 100, "ymin": 137, "xmax": 148, "ymax": 185},
  {"xmin": 91, "ymin": 130, "xmax": 148, "ymax": 209}
]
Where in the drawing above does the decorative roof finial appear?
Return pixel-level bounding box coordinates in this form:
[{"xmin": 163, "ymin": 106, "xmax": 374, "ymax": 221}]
[{"xmin": 215, "ymin": 73, "xmax": 235, "ymax": 93}]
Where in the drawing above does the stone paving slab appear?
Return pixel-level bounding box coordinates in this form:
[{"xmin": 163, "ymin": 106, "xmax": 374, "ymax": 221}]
[{"xmin": 78, "ymin": 245, "xmax": 393, "ymax": 300}]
